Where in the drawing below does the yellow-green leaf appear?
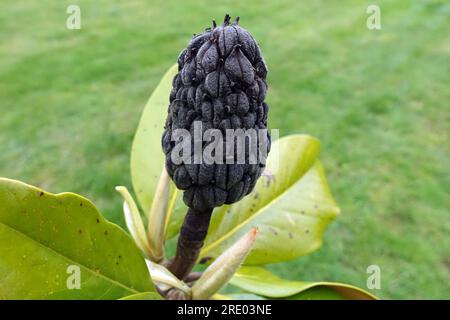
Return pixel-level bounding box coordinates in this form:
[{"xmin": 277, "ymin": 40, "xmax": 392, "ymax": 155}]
[
  {"xmin": 216, "ymin": 293, "xmax": 265, "ymax": 300},
  {"xmin": 119, "ymin": 292, "xmax": 162, "ymax": 300},
  {"xmin": 0, "ymin": 178, "xmax": 154, "ymax": 299},
  {"xmin": 130, "ymin": 64, "xmax": 188, "ymax": 236},
  {"xmin": 199, "ymin": 134, "xmax": 340, "ymax": 265},
  {"xmin": 230, "ymin": 266, "xmax": 378, "ymax": 300}
]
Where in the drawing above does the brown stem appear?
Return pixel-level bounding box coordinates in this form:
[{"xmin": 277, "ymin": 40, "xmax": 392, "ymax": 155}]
[
  {"xmin": 167, "ymin": 207, "xmax": 213, "ymax": 280},
  {"xmin": 184, "ymin": 271, "xmax": 203, "ymax": 284},
  {"xmin": 157, "ymin": 271, "xmax": 203, "ymax": 300}
]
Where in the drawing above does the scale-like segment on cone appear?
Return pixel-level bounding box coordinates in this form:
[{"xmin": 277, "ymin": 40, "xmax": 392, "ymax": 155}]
[{"xmin": 162, "ymin": 15, "xmax": 270, "ymax": 280}]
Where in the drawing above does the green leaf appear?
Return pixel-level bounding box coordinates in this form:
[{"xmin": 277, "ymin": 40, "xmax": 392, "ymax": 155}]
[
  {"xmin": 219, "ymin": 293, "xmax": 266, "ymax": 300},
  {"xmin": 230, "ymin": 266, "xmax": 378, "ymax": 300},
  {"xmin": 0, "ymin": 178, "xmax": 154, "ymax": 299},
  {"xmin": 130, "ymin": 64, "xmax": 188, "ymax": 239},
  {"xmin": 199, "ymin": 134, "xmax": 340, "ymax": 265},
  {"xmin": 119, "ymin": 292, "xmax": 162, "ymax": 300},
  {"xmin": 285, "ymin": 287, "xmax": 346, "ymax": 300}
]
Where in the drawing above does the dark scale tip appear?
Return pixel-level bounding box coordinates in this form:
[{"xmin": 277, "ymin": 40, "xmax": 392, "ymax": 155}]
[
  {"xmin": 224, "ymin": 14, "xmax": 231, "ymax": 25},
  {"xmin": 212, "ymin": 20, "xmax": 217, "ymax": 28},
  {"xmin": 234, "ymin": 16, "xmax": 240, "ymax": 25}
]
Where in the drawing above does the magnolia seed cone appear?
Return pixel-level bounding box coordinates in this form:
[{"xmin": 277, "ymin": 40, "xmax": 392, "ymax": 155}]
[{"xmin": 162, "ymin": 14, "xmax": 271, "ymax": 211}]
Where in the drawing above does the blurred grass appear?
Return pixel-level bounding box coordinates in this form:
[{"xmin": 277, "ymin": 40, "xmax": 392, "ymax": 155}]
[{"xmin": 0, "ymin": 0, "xmax": 448, "ymax": 299}]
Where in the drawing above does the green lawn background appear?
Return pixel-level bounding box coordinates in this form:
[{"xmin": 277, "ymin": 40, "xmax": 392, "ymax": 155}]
[{"xmin": 0, "ymin": 0, "xmax": 448, "ymax": 299}]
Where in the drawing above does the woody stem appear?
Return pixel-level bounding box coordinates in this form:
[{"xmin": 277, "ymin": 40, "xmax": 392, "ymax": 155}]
[{"xmin": 167, "ymin": 207, "xmax": 213, "ymax": 280}]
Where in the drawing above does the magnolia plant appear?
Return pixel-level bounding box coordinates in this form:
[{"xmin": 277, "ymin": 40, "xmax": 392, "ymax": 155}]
[{"xmin": 0, "ymin": 16, "xmax": 377, "ymax": 301}]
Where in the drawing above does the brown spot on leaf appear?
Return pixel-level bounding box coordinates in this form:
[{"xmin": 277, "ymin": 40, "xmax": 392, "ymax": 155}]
[
  {"xmin": 288, "ymin": 232, "xmax": 293, "ymax": 239},
  {"xmin": 199, "ymin": 256, "xmax": 212, "ymax": 264},
  {"xmin": 269, "ymin": 227, "xmax": 278, "ymax": 235},
  {"xmin": 78, "ymin": 229, "xmax": 83, "ymax": 234},
  {"xmin": 39, "ymin": 191, "xmax": 44, "ymax": 197}
]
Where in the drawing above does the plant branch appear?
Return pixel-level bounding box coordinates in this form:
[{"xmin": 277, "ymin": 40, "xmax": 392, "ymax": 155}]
[{"xmin": 167, "ymin": 207, "xmax": 213, "ymax": 280}]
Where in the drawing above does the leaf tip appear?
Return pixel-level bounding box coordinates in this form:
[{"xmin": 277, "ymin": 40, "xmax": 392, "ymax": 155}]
[{"xmin": 250, "ymin": 227, "xmax": 258, "ymax": 238}]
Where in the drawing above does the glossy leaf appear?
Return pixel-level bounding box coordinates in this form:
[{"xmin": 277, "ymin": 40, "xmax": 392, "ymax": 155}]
[
  {"xmin": 119, "ymin": 292, "xmax": 161, "ymax": 300},
  {"xmin": 130, "ymin": 64, "xmax": 188, "ymax": 235},
  {"xmin": 199, "ymin": 135, "xmax": 340, "ymax": 265},
  {"xmin": 0, "ymin": 178, "xmax": 154, "ymax": 299},
  {"xmin": 230, "ymin": 266, "xmax": 378, "ymax": 300},
  {"xmin": 285, "ymin": 287, "xmax": 346, "ymax": 300},
  {"xmin": 215, "ymin": 293, "xmax": 265, "ymax": 300}
]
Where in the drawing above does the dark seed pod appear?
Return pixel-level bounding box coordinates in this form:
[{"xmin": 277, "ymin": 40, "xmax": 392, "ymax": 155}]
[
  {"xmin": 163, "ymin": 15, "xmax": 271, "ymax": 282},
  {"xmin": 163, "ymin": 15, "xmax": 270, "ymax": 212}
]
